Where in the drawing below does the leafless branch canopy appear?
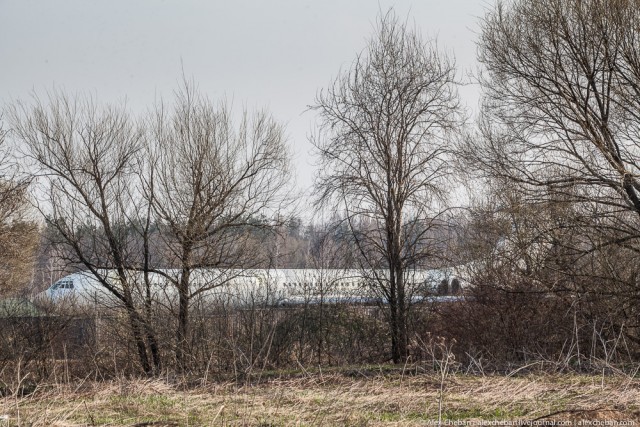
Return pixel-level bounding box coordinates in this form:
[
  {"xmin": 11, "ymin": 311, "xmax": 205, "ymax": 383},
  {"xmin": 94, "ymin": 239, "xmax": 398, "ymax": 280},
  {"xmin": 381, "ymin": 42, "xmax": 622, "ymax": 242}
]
[
  {"xmin": 470, "ymin": 0, "xmax": 640, "ymax": 243},
  {"xmin": 313, "ymin": 11, "xmax": 462, "ymax": 270},
  {"xmin": 148, "ymin": 83, "xmax": 293, "ymax": 287}
]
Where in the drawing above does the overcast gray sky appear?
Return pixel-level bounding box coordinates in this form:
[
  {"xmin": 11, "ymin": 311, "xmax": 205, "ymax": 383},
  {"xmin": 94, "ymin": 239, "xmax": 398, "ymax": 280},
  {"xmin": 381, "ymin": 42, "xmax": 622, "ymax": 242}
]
[{"xmin": 0, "ymin": 0, "xmax": 487, "ymax": 192}]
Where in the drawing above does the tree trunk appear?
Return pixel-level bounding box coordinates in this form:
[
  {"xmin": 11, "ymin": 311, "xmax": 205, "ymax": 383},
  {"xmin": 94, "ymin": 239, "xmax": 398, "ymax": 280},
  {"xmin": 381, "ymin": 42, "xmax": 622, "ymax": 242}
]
[
  {"xmin": 146, "ymin": 324, "xmax": 161, "ymax": 373},
  {"xmin": 123, "ymin": 300, "xmax": 151, "ymax": 375},
  {"xmin": 143, "ymin": 297, "xmax": 161, "ymax": 373},
  {"xmin": 390, "ymin": 293, "xmax": 401, "ymax": 363},
  {"xmin": 389, "ymin": 266, "xmax": 409, "ymax": 363},
  {"xmin": 396, "ymin": 272, "xmax": 408, "ymax": 361},
  {"xmin": 176, "ymin": 268, "xmax": 191, "ymax": 371},
  {"xmin": 118, "ymin": 267, "xmax": 153, "ymax": 375}
]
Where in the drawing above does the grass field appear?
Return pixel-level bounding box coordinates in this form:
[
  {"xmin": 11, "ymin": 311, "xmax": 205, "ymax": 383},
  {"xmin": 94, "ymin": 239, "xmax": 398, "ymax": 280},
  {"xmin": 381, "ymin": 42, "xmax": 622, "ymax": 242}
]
[{"xmin": 1, "ymin": 368, "xmax": 639, "ymax": 426}]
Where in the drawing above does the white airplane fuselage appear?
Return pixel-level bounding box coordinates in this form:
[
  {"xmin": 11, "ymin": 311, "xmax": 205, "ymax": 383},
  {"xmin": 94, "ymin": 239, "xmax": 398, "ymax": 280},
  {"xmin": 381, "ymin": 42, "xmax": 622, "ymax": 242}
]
[{"xmin": 41, "ymin": 268, "xmax": 464, "ymax": 308}]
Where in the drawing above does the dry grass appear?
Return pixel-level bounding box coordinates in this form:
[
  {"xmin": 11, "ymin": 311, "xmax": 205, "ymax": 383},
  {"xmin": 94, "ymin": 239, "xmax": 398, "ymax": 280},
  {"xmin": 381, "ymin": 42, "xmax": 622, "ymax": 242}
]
[{"xmin": 1, "ymin": 370, "xmax": 639, "ymax": 426}]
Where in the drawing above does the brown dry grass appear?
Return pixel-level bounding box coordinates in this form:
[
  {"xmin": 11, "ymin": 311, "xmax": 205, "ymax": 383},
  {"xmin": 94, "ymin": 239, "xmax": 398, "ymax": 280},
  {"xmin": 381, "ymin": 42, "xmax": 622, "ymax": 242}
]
[{"xmin": 1, "ymin": 371, "xmax": 639, "ymax": 426}]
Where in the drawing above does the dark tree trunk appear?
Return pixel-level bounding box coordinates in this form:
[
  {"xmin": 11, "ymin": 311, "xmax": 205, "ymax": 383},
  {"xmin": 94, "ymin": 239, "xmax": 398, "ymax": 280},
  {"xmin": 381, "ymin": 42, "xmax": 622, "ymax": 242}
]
[
  {"xmin": 123, "ymin": 298, "xmax": 151, "ymax": 375},
  {"xmin": 389, "ymin": 265, "xmax": 409, "ymax": 363},
  {"xmin": 176, "ymin": 268, "xmax": 191, "ymax": 371}
]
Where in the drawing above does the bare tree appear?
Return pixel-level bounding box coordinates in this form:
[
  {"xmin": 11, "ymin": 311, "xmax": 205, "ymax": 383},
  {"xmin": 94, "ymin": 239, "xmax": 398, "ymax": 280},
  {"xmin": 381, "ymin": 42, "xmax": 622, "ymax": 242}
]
[
  {"xmin": 147, "ymin": 83, "xmax": 293, "ymax": 370},
  {"xmin": 469, "ymin": 0, "xmax": 640, "ymax": 251},
  {"xmin": 312, "ymin": 11, "xmax": 463, "ymax": 363},
  {"xmin": 7, "ymin": 93, "xmax": 161, "ymax": 375},
  {"xmin": 456, "ymin": 0, "xmax": 640, "ymax": 356}
]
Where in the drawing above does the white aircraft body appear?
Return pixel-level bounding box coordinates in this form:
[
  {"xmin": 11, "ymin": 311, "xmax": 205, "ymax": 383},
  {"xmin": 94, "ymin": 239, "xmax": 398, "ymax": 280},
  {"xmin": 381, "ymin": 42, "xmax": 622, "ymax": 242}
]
[{"xmin": 41, "ymin": 267, "xmax": 464, "ymax": 308}]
